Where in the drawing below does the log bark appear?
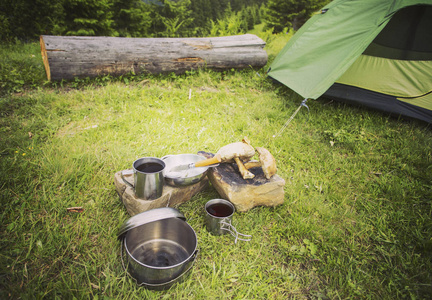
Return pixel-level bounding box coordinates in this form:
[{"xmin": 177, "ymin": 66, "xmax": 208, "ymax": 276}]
[{"xmin": 40, "ymin": 34, "xmax": 267, "ymax": 81}]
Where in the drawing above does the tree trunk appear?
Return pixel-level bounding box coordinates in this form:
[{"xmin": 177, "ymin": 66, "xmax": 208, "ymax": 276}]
[{"xmin": 40, "ymin": 34, "xmax": 267, "ymax": 81}]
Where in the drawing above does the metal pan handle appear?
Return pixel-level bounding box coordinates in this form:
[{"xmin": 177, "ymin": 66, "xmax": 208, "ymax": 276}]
[
  {"xmin": 220, "ymin": 219, "xmax": 252, "ymax": 243},
  {"xmin": 137, "ymin": 249, "xmax": 199, "ymax": 289}
]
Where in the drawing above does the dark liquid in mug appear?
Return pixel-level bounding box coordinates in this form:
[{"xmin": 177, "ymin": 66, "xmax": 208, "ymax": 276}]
[
  {"xmin": 207, "ymin": 203, "xmax": 234, "ymax": 217},
  {"xmin": 136, "ymin": 162, "xmax": 164, "ymax": 173}
]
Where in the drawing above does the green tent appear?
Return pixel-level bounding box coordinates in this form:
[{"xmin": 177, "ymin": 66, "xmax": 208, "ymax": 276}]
[{"xmin": 268, "ymin": 0, "xmax": 432, "ymax": 123}]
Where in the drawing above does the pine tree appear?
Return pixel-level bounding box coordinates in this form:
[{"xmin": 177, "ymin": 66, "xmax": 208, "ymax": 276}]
[
  {"xmin": 152, "ymin": 0, "xmax": 193, "ymax": 37},
  {"xmin": 112, "ymin": 0, "xmax": 152, "ymax": 37},
  {"xmin": 264, "ymin": 0, "xmax": 329, "ymax": 33},
  {"xmin": 63, "ymin": 0, "xmax": 116, "ymax": 36},
  {"xmin": 189, "ymin": 0, "xmax": 212, "ymax": 36},
  {"xmin": 0, "ymin": 0, "xmax": 65, "ymax": 41}
]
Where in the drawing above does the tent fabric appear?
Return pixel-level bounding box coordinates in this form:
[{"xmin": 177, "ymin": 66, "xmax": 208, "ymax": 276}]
[
  {"xmin": 336, "ymin": 55, "xmax": 432, "ymax": 99},
  {"xmin": 363, "ymin": 4, "xmax": 432, "ymax": 61},
  {"xmin": 398, "ymin": 92, "xmax": 432, "ymax": 114},
  {"xmin": 267, "ymin": 0, "xmax": 432, "ymax": 100},
  {"xmin": 325, "ymin": 83, "xmax": 432, "ymax": 123}
]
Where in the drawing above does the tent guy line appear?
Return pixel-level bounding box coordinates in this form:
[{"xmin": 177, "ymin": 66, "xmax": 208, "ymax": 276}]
[{"xmin": 273, "ymin": 99, "xmax": 309, "ymax": 139}]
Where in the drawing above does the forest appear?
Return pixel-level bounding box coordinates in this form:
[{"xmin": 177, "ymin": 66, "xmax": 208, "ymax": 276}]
[{"xmin": 0, "ymin": 0, "xmax": 329, "ymax": 41}]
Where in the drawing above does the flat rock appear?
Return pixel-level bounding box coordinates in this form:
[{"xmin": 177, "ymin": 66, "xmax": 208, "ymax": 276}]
[
  {"xmin": 114, "ymin": 170, "xmax": 209, "ymax": 216},
  {"xmin": 199, "ymin": 151, "xmax": 285, "ymax": 212}
]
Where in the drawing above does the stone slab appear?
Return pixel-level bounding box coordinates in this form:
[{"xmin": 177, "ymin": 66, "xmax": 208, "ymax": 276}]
[
  {"xmin": 114, "ymin": 170, "xmax": 209, "ymax": 216},
  {"xmin": 199, "ymin": 151, "xmax": 285, "ymax": 212}
]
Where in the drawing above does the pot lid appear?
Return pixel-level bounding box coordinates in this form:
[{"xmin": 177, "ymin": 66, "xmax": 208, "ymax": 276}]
[{"xmin": 117, "ymin": 207, "xmax": 186, "ymax": 239}]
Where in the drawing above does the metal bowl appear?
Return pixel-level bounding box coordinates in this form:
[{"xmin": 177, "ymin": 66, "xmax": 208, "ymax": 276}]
[{"xmin": 161, "ymin": 154, "xmax": 210, "ymax": 186}]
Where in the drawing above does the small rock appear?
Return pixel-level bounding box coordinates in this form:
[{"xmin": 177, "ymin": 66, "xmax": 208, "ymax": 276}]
[
  {"xmin": 199, "ymin": 151, "xmax": 285, "ymax": 212},
  {"xmin": 114, "ymin": 170, "xmax": 209, "ymax": 216}
]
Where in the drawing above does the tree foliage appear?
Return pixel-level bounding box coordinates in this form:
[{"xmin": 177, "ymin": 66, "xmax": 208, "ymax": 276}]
[
  {"xmin": 62, "ymin": 0, "xmax": 116, "ymax": 36},
  {"xmin": 264, "ymin": 0, "xmax": 330, "ymax": 33},
  {"xmin": 0, "ymin": 0, "xmax": 65, "ymax": 40},
  {"xmin": 112, "ymin": 0, "xmax": 152, "ymax": 37},
  {"xmin": 150, "ymin": 0, "xmax": 194, "ymax": 37},
  {"xmin": 0, "ymin": 0, "xmax": 267, "ymax": 41}
]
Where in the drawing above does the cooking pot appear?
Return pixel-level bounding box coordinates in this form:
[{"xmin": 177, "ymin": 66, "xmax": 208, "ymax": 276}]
[
  {"xmin": 118, "ymin": 208, "xmax": 198, "ymax": 289},
  {"xmin": 161, "ymin": 154, "xmax": 212, "ymax": 186}
]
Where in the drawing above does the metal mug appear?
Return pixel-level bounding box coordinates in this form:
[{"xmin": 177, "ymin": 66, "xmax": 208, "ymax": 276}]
[
  {"xmin": 122, "ymin": 157, "xmax": 165, "ymax": 200},
  {"xmin": 205, "ymin": 199, "xmax": 251, "ymax": 243}
]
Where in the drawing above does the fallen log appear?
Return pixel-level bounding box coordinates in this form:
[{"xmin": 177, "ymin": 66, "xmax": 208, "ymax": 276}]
[{"xmin": 40, "ymin": 34, "xmax": 267, "ymax": 81}]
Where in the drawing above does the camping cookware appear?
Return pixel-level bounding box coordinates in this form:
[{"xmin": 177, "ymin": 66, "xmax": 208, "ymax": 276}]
[
  {"xmin": 121, "ymin": 157, "xmax": 165, "ymax": 200},
  {"xmin": 118, "ymin": 208, "xmax": 198, "ymax": 289},
  {"xmin": 205, "ymin": 199, "xmax": 252, "ymax": 243},
  {"xmin": 162, "ymin": 154, "xmax": 218, "ymax": 186}
]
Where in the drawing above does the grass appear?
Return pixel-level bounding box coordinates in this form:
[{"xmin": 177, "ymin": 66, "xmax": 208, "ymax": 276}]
[{"xmin": 1, "ymin": 35, "xmax": 432, "ymax": 299}]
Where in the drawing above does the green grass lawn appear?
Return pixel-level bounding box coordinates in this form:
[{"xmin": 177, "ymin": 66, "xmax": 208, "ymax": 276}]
[{"xmin": 0, "ymin": 37, "xmax": 431, "ymax": 299}]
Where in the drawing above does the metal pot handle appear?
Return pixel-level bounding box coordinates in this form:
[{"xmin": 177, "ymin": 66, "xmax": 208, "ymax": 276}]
[
  {"xmin": 138, "ymin": 249, "xmax": 199, "ymax": 288},
  {"xmin": 160, "ymin": 155, "xmax": 172, "ymax": 161},
  {"xmin": 220, "ymin": 219, "xmax": 252, "ymax": 244},
  {"xmin": 120, "ymin": 239, "xmax": 199, "ymax": 288},
  {"xmin": 121, "ymin": 169, "xmax": 134, "ymax": 188}
]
